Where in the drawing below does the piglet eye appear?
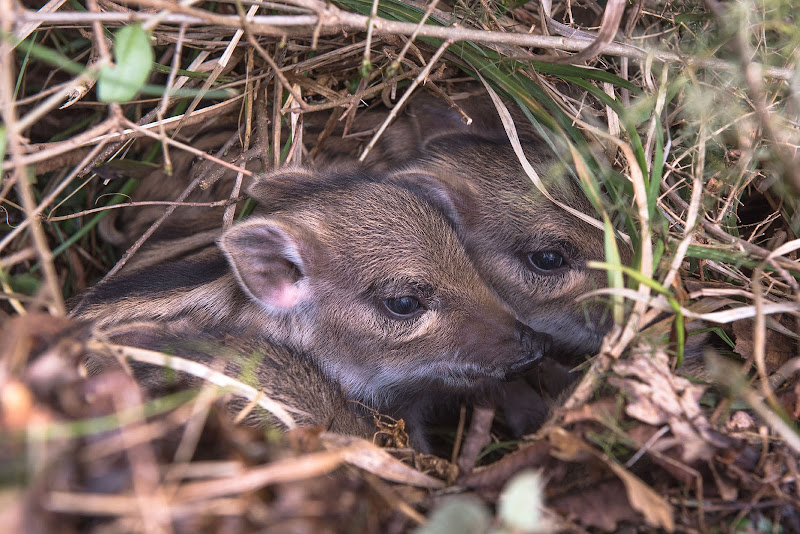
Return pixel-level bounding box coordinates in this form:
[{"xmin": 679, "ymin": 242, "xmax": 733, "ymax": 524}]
[
  {"xmin": 384, "ymin": 296, "xmax": 422, "ymax": 317},
  {"xmin": 527, "ymin": 251, "xmax": 565, "ymax": 272}
]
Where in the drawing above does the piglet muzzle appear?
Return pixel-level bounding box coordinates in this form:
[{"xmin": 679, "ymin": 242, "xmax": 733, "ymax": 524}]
[{"xmin": 506, "ymin": 321, "xmax": 551, "ymax": 379}]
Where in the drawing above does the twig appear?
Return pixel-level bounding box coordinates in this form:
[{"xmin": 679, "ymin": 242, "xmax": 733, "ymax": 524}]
[
  {"xmin": 389, "ymin": 0, "xmax": 440, "ymax": 73},
  {"xmin": 286, "ymin": 68, "xmax": 419, "ymax": 113},
  {"xmin": 45, "ymin": 197, "xmax": 243, "ymax": 222},
  {"xmin": 1, "ymin": 97, "xmax": 244, "ymax": 172},
  {"xmin": 106, "ymin": 371, "xmax": 173, "ymax": 533},
  {"xmin": 122, "ymin": 119, "xmax": 254, "ymax": 177},
  {"xmin": 245, "ymin": 29, "xmax": 307, "ymax": 112},
  {"xmin": 663, "ymin": 187, "xmax": 800, "ymax": 275},
  {"xmin": 155, "ymin": 22, "xmax": 189, "ymax": 175},
  {"xmin": 702, "ymin": 0, "xmax": 800, "ymax": 195},
  {"xmin": 456, "ymin": 403, "xmax": 496, "ymax": 475},
  {"xmin": 13, "ymin": 0, "xmax": 68, "ymax": 41},
  {"xmin": 708, "ymin": 352, "xmax": 800, "ymax": 455},
  {"xmin": 661, "ymin": 102, "xmax": 706, "ymax": 290},
  {"xmin": 1, "ymin": 0, "xmax": 65, "ymax": 315},
  {"xmin": 751, "ymin": 239, "xmax": 800, "ymax": 410},
  {"xmin": 175, "ymin": 449, "xmax": 347, "ymax": 501},
  {"xmin": 546, "ymin": 0, "xmax": 625, "ymax": 64},
  {"xmin": 450, "ymin": 403, "xmax": 467, "ymax": 465},
  {"xmin": 362, "ymin": 0, "xmax": 379, "ymax": 73},
  {"xmin": 79, "ymin": 40, "xmax": 235, "ymax": 175},
  {"xmin": 99, "ymin": 119, "xmax": 249, "ymax": 279},
  {"xmin": 15, "ymin": 70, "xmax": 103, "ymax": 134},
  {"xmin": 86, "ymin": 340, "xmax": 299, "ymax": 429},
  {"xmin": 359, "ymin": 36, "xmax": 453, "ymax": 161},
  {"xmin": 16, "ymin": 5, "xmax": 797, "ymax": 80},
  {"xmin": 0, "ymin": 138, "xmax": 110, "ymax": 256},
  {"xmin": 222, "ymin": 53, "xmax": 256, "ymax": 230},
  {"xmin": 363, "ymin": 474, "xmax": 427, "ymax": 526},
  {"xmin": 0, "ymin": 248, "xmax": 36, "ymax": 270},
  {"xmin": 272, "ymin": 72, "xmax": 282, "ymax": 169},
  {"xmin": 173, "ymin": 4, "xmax": 258, "ymax": 137}
]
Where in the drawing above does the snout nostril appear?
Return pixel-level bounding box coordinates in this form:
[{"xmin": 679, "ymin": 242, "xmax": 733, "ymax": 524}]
[
  {"xmin": 514, "ymin": 320, "xmax": 552, "ymax": 357},
  {"xmin": 514, "ymin": 320, "xmax": 537, "ymax": 343}
]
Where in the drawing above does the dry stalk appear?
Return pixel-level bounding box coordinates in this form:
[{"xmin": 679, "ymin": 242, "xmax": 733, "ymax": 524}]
[
  {"xmin": 1, "ymin": 0, "xmax": 65, "ymax": 316},
  {"xmin": 86, "ymin": 340, "xmax": 300, "ymax": 428},
  {"xmin": 46, "ymin": 198, "xmax": 242, "ymax": 222},
  {"xmin": 14, "ymin": 2, "xmax": 796, "ymax": 79},
  {"xmin": 359, "ymin": 36, "xmax": 453, "ymax": 161}
]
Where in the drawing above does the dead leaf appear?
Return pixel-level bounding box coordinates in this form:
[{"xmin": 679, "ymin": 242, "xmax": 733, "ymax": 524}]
[
  {"xmin": 611, "ymin": 346, "xmax": 717, "ymax": 463},
  {"xmin": 733, "ymin": 318, "xmax": 796, "ymax": 374},
  {"xmin": 550, "ymin": 479, "xmax": 639, "ymax": 531},
  {"xmin": 548, "ymin": 428, "xmax": 675, "ymax": 532},
  {"xmin": 725, "ymin": 411, "xmax": 756, "ymax": 433}
]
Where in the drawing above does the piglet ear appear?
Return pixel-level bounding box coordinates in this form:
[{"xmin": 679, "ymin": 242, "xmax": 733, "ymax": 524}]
[
  {"xmin": 218, "ymin": 217, "xmax": 312, "ymax": 310},
  {"xmin": 408, "ymin": 100, "xmax": 477, "ymax": 142},
  {"xmin": 385, "ymin": 169, "xmax": 479, "ymax": 227},
  {"xmin": 247, "ymin": 167, "xmax": 317, "ymax": 207}
]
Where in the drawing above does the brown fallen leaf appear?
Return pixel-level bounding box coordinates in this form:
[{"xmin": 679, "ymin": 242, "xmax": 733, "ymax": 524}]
[
  {"xmin": 548, "ymin": 428, "xmax": 675, "ymax": 532},
  {"xmin": 549, "ymin": 479, "xmax": 639, "ymax": 531},
  {"xmin": 733, "ymin": 318, "xmax": 795, "ymax": 374},
  {"xmin": 610, "ymin": 346, "xmax": 719, "ymax": 463},
  {"xmin": 458, "ymin": 438, "xmax": 551, "ymax": 489}
]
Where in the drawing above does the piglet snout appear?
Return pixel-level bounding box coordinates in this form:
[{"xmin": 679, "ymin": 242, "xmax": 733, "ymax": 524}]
[{"xmin": 507, "ymin": 321, "xmax": 551, "ymax": 378}]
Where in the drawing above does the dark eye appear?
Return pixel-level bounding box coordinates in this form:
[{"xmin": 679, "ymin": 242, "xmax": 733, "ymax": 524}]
[
  {"xmin": 384, "ymin": 296, "xmax": 422, "ymax": 317},
  {"xmin": 527, "ymin": 251, "xmax": 565, "ymax": 272}
]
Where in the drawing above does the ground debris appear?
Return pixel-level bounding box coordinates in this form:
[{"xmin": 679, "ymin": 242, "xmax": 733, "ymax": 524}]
[
  {"xmin": 0, "ymin": 316, "xmax": 418, "ymax": 533},
  {"xmin": 4, "ymin": 0, "xmax": 800, "ymax": 531}
]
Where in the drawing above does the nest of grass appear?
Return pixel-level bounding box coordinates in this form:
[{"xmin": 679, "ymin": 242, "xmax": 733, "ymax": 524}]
[{"xmin": 2, "ymin": 0, "xmax": 800, "ymax": 532}]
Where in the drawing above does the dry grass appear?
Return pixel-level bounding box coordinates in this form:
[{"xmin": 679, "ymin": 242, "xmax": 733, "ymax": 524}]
[{"xmin": 1, "ymin": 0, "xmax": 800, "ymax": 532}]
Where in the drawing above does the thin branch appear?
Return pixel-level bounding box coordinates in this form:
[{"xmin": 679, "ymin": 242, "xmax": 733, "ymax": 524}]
[
  {"xmin": 121, "ymin": 118, "xmax": 254, "ymax": 178},
  {"xmin": 359, "ymin": 36, "xmax": 453, "ymax": 161},
  {"xmin": 15, "ymin": 5, "xmax": 796, "ymax": 79},
  {"xmin": 1, "ymin": 97, "xmax": 244, "ymax": 172},
  {"xmin": 0, "ymin": 139, "xmax": 110, "ymax": 256},
  {"xmin": 1, "ymin": 0, "xmax": 65, "ymax": 315},
  {"xmin": 45, "ymin": 197, "xmax": 243, "ymax": 222},
  {"xmin": 87, "ymin": 341, "xmax": 299, "ymax": 429},
  {"xmin": 99, "ymin": 119, "xmax": 250, "ymax": 279}
]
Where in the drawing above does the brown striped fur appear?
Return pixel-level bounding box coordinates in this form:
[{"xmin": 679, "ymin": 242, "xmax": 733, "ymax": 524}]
[
  {"xmin": 73, "ymin": 167, "xmax": 550, "ymax": 446},
  {"xmin": 342, "ymin": 95, "xmax": 621, "ymax": 358},
  {"xmin": 310, "ymin": 95, "xmax": 624, "ymax": 436}
]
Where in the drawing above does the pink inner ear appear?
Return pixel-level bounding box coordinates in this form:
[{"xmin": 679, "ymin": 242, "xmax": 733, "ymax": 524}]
[{"xmin": 262, "ymin": 280, "xmax": 301, "ymax": 309}]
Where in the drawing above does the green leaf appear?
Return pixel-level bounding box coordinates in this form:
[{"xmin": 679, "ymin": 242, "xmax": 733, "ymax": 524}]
[
  {"xmin": 0, "ymin": 126, "xmax": 6, "ymax": 171},
  {"xmin": 97, "ymin": 24, "xmax": 154, "ymax": 103},
  {"xmin": 414, "ymin": 496, "xmax": 490, "ymax": 534},
  {"xmin": 8, "ymin": 272, "xmax": 41, "ymax": 295},
  {"xmin": 498, "ymin": 470, "xmax": 545, "ymax": 533}
]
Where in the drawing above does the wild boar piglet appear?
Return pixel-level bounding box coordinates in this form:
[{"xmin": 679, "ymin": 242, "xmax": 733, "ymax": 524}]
[
  {"xmin": 73, "ymin": 167, "xmax": 551, "ymax": 445},
  {"xmin": 360, "ymin": 96, "xmax": 621, "ymax": 358}
]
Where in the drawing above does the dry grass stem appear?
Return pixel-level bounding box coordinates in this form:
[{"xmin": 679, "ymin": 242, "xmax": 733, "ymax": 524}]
[
  {"xmin": 86, "ymin": 341, "xmax": 300, "ymax": 428},
  {"xmin": 4, "ymin": 1, "xmax": 800, "ymax": 531}
]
